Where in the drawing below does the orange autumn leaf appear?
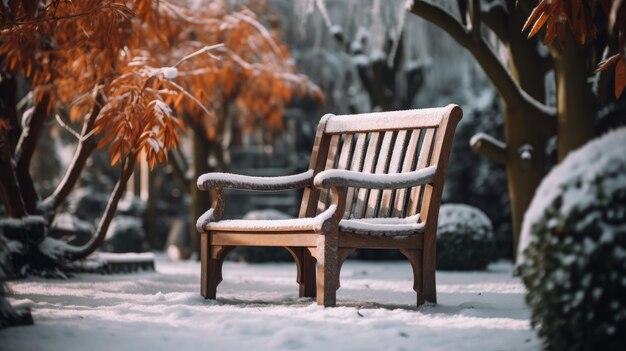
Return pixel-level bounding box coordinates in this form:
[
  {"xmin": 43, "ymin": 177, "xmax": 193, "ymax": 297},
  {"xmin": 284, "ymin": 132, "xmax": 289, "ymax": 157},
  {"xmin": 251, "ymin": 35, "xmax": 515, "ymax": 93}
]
[
  {"xmin": 525, "ymin": 0, "xmax": 626, "ymax": 99},
  {"xmin": 1, "ymin": 0, "xmax": 322, "ymax": 168}
]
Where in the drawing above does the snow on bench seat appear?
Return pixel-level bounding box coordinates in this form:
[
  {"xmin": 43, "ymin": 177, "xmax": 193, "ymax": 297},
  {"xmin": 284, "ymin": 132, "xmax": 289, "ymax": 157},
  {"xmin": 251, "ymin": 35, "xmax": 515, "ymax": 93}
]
[
  {"xmin": 202, "ymin": 205, "xmax": 336, "ymax": 232},
  {"xmin": 338, "ymin": 214, "xmax": 424, "ymax": 237}
]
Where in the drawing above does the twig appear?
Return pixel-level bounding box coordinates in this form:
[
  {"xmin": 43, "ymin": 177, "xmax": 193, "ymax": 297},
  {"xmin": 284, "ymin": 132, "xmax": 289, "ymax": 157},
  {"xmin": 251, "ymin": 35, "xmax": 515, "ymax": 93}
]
[
  {"xmin": 172, "ymin": 44, "xmax": 224, "ymax": 68},
  {"xmin": 1, "ymin": 2, "xmax": 132, "ymax": 30},
  {"xmin": 55, "ymin": 114, "xmax": 81, "ymax": 140},
  {"xmin": 232, "ymin": 12, "xmax": 283, "ymax": 57},
  {"xmin": 165, "ymin": 80, "xmax": 214, "ymax": 121}
]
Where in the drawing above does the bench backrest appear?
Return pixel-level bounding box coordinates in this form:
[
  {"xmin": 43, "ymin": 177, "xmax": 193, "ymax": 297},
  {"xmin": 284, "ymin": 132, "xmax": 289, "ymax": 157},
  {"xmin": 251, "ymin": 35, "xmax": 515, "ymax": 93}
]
[{"xmin": 298, "ymin": 105, "xmax": 462, "ymax": 224}]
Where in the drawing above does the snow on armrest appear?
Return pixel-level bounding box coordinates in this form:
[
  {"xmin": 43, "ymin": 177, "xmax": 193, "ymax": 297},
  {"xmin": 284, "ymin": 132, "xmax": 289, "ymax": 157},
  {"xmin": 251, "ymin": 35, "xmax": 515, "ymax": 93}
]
[
  {"xmin": 314, "ymin": 166, "xmax": 437, "ymax": 189},
  {"xmin": 196, "ymin": 208, "xmax": 215, "ymax": 232},
  {"xmin": 197, "ymin": 169, "xmax": 314, "ymax": 191}
]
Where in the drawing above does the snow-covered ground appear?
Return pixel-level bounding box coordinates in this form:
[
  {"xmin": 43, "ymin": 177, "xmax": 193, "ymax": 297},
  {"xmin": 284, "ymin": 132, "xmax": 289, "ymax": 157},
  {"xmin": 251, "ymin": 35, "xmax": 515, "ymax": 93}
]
[{"xmin": 1, "ymin": 255, "xmax": 539, "ymax": 350}]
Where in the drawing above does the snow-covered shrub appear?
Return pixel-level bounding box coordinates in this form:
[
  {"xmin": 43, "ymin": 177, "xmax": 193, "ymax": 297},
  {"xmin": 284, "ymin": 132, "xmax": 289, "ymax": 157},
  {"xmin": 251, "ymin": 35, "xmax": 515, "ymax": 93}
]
[
  {"xmin": 436, "ymin": 204, "xmax": 495, "ymax": 270},
  {"xmin": 443, "ymin": 89, "xmax": 512, "ymax": 259},
  {"xmin": 103, "ymin": 216, "xmax": 148, "ymax": 253},
  {"xmin": 116, "ymin": 193, "xmax": 146, "ymax": 217},
  {"xmin": 518, "ymin": 128, "xmax": 626, "ymax": 351},
  {"xmin": 0, "ymin": 234, "xmax": 13, "ymax": 282},
  {"xmin": 1, "ymin": 233, "xmax": 34, "ymax": 329},
  {"xmin": 50, "ymin": 213, "xmax": 94, "ymax": 246},
  {"xmin": 68, "ymin": 188, "xmax": 108, "ymax": 221}
]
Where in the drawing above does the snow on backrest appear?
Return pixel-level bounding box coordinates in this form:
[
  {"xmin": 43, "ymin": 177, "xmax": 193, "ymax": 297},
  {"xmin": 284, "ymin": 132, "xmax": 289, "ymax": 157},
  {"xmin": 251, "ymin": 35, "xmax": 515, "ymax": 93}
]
[
  {"xmin": 324, "ymin": 108, "xmax": 444, "ymax": 133},
  {"xmin": 300, "ymin": 106, "xmax": 457, "ymax": 220}
]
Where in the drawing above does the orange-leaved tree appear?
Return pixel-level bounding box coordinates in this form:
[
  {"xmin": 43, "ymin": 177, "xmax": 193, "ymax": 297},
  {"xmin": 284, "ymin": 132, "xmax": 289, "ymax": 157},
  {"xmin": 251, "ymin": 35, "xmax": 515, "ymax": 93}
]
[{"xmin": 0, "ymin": 0, "xmax": 321, "ymax": 267}]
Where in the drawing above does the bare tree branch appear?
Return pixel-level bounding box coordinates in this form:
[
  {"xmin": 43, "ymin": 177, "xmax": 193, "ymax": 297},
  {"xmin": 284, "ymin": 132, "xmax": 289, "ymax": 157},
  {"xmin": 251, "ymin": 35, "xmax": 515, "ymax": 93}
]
[
  {"xmin": 482, "ymin": 0, "xmax": 509, "ymax": 43},
  {"xmin": 470, "ymin": 132, "xmax": 508, "ymax": 164},
  {"xmin": 410, "ymin": 1, "xmax": 554, "ymax": 118},
  {"xmin": 470, "ymin": 0, "xmax": 481, "ymax": 42},
  {"xmin": 41, "ymin": 98, "xmax": 102, "ymax": 212},
  {"xmin": 64, "ymin": 152, "xmax": 137, "ymax": 261}
]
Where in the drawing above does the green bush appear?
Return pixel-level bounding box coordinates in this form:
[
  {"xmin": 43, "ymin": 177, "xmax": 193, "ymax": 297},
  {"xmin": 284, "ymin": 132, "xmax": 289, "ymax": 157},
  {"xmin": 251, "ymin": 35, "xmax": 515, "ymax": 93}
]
[
  {"xmin": 518, "ymin": 128, "xmax": 626, "ymax": 351},
  {"xmin": 436, "ymin": 203, "xmax": 495, "ymax": 270}
]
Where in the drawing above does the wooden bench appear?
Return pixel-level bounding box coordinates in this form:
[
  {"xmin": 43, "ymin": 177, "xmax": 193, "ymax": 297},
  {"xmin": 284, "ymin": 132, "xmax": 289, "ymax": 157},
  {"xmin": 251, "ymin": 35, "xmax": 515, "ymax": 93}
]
[{"xmin": 196, "ymin": 105, "xmax": 463, "ymax": 306}]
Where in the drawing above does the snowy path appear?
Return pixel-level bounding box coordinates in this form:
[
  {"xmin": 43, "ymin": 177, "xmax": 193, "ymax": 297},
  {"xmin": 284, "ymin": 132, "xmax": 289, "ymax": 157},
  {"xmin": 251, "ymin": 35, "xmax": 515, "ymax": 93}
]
[{"xmin": 1, "ymin": 255, "xmax": 539, "ymax": 350}]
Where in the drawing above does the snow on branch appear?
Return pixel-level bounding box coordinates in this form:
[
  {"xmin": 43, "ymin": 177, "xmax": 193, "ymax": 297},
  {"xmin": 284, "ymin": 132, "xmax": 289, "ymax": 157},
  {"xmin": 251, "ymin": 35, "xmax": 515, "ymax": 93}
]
[
  {"xmin": 231, "ymin": 13, "xmax": 282, "ymax": 57},
  {"xmin": 410, "ymin": 0, "xmax": 554, "ymax": 119},
  {"xmin": 54, "ymin": 114, "xmax": 81, "ymax": 140},
  {"xmin": 171, "ymin": 44, "xmax": 224, "ymax": 69},
  {"xmin": 470, "ymin": 132, "xmax": 507, "ymax": 164}
]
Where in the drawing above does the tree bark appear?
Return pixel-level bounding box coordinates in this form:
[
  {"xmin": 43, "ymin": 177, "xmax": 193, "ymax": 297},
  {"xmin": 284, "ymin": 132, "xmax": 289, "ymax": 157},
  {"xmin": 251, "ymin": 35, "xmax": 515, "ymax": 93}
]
[
  {"xmin": 190, "ymin": 128, "xmax": 211, "ymax": 257},
  {"xmin": 0, "ymin": 74, "xmax": 20, "ymax": 151},
  {"xmin": 15, "ymin": 93, "xmax": 50, "ymax": 213},
  {"xmin": 500, "ymin": 7, "xmax": 552, "ymax": 256},
  {"xmin": 502, "ymin": 106, "xmax": 548, "ymax": 256},
  {"xmin": 551, "ymin": 31, "xmax": 595, "ymax": 161},
  {"xmin": 0, "ymin": 129, "xmax": 27, "ymax": 218},
  {"xmin": 144, "ymin": 164, "xmax": 158, "ymax": 249},
  {"xmin": 0, "ymin": 76, "xmax": 27, "ymax": 217}
]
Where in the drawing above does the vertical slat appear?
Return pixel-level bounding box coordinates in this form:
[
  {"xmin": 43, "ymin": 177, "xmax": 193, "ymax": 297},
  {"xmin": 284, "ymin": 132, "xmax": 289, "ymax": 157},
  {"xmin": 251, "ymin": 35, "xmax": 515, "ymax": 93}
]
[
  {"xmin": 392, "ymin": 129, "xmax": 421, "ymax": 217},
  {"xmin": 317, "ymin": 134, "xmax": 341, "ymax": 214},
  {"xmin": 352, "ymin": 132, "xmax": 381, "ymax": 218},
  {"xmin": 407, "ymin": 128, "xmax": 436, "ymax": 216},
  {"xmin": 336, "ymin": 134, "xmax": 354, "ymax": 170},
  {"xmin": 365, "ymin": 131, "xmax": 395, "ymax": 218},
  {"xmin": 299, "ymin": 115, "xmax": 332, "ymax": 218},
  {"xmin": 379, "ymin": 130, "xmax": 408, "ymax": 217},
  {"xmin": 344, "ymin": 133, "xmax": 367, "ymax": 218}
]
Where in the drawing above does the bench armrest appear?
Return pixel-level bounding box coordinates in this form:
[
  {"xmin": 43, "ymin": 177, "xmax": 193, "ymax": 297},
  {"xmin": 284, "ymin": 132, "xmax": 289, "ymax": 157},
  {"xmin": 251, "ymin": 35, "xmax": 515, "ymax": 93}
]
[
  {"xmin": 197, "ymin": 169, "xmax": 314, "ymax": 191},
  {"xmin": 313, "ymin": 166, "xmax": 436, "ymax": 190}
]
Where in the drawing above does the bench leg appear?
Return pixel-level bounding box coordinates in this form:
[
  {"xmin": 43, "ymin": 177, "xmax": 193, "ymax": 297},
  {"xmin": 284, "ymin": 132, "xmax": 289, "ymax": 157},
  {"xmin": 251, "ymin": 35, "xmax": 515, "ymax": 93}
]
[
  {"xmin": 301, "ymin": 248, "xmax": 317, "ymax": 298},
  {"xmin": 400, "ymin": 249, "xmax": 428, "ymax": 306},
  {"xmin": 200, "ymin": 234, "xmax": 232, "ymax": 299},
  {"xmin": 423, "ymin": 259, "xmax": 436, "ymax": 304},
  {"xmin": 316, "ymin": 235, "xmax": 339, "ymax": 307},
  {"xmin": 286, "ymin": 247, "xmax": 317, "ymax": 298}
]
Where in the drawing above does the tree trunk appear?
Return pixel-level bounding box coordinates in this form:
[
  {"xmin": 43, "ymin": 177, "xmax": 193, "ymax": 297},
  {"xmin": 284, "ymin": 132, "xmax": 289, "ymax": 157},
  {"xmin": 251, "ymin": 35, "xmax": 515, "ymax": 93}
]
[
  {"xmin": 190, "ymin": 129, "xmax": 211, "ymax": 257},
  {"xmin": 0, "ymin": 74, "xmax": 20, "ymax": 151},
  {"xmin": 15, "ymin": 94, "xmax": 50, "ymax": 213},
  {"xmin": 144, "ymin": 165, "xmax": 158, "ymax": 249},
  {"xmin": 502, "ymin": 13, "xmax": 551, "ymax": 256},
  {"xmin": 0, "ymin": 129, "xmax": 27, "ymax": 218},
  {"xmin": 552, "ymin": 31, "xmax": 595, "ymax": 161},
  {"xmin": 502, "ymin": 106, "xmax": 548, "ymax": 256},
  {"xmin": 0, "ymin": 77, "xmax": 27, "ymax": 218}
]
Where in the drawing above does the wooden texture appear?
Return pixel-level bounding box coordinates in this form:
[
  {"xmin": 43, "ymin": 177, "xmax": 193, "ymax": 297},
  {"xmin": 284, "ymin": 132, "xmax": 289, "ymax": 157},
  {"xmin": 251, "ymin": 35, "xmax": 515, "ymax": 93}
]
[
  {"xmin": 353, "ymin": 132, "xmax": 381, "ymax": 218},
  {"xmin": 365, "ymin": 131, "xmax": 395, "ymax": 218},
  {"xmin": 324, "ymin": 108, "xmax": 445, "ymax": 133},
  {"xmin": 344, "ymin": 133, "xmax": 367, "ymax": 218},
  {"xmin": 195, "ymin": 104, "xmax": 462, "ymax": 307},
  {"xmin": 316, "ymin": 134, "xmax": 340, "ymax": 214},
  {"xmin": 408, "ymin": 128, "xmax": 436, "ymax": 216},
  {"xmin": 379, "ymin": 130, "xmax": 408, "ymax": 217},
  {"xmin": 392, "ymin": 129, "xmax": 421, "ymax": 217}
]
